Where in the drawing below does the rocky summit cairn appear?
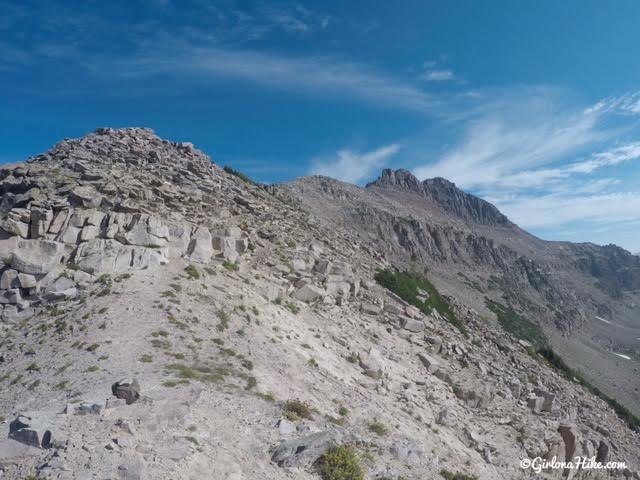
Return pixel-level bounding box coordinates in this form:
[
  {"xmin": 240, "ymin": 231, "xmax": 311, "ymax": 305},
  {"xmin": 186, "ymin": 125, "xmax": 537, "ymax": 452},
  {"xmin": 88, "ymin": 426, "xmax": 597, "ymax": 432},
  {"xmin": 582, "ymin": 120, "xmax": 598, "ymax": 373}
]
[{"xmin": 0, "ymin": 128, "xmax": 638, "ymax": 480}]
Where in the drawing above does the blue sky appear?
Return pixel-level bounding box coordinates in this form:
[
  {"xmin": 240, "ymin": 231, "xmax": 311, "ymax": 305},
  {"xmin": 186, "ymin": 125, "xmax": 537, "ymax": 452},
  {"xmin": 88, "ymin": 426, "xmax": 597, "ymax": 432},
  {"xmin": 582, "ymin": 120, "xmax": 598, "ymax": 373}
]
[{"xmin": 2, "ymin": 1, "xmax": 640, "ymax": 251}]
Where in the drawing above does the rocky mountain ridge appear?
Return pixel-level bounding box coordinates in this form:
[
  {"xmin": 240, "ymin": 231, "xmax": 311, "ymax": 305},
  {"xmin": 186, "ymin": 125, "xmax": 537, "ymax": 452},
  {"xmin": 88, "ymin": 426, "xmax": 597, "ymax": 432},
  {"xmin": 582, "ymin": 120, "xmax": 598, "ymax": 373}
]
[{"xmin": 0, "ymin": 128, "xmax": 638, "ymax": 480}]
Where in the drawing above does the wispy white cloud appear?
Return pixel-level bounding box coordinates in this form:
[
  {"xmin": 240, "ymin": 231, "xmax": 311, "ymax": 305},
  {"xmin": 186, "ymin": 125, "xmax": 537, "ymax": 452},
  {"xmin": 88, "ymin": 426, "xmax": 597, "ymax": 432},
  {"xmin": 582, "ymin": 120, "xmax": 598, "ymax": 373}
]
[
  {"xmin": 423, "ymin": 69, "xmax": 454, "ymax": 82},
  {"xmin": 409, "ymin": 89, "xmax": 640, "ymax": 249},
  {"xmin": 111, "ymin": 47, "xmax": 436, "ymax": 113},
  {"xmin": 493, "ymin": 191, "xmax": 640, "ymax": 229},
  {"xmin": 311, "ymin": 144, "xmax": 401, "ymax": 184},
  {"xmin": 584, "ymin": 91, "xmax": 640, "ymax": 116}
]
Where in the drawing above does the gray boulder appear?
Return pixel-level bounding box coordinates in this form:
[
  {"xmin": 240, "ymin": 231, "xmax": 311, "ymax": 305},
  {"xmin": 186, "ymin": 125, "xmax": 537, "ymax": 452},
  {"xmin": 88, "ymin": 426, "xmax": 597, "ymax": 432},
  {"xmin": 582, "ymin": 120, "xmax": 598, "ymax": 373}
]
[
  {"xmin": 187, "ymin": 226, "xmax": 213, "ymax": 263},
  {"xmin": 271, "ymin": 431, "xmax": 336, "ymax": 468},
  {"xmin": 11, "ymin": 239, "xmax": 66, "ymax": 274},
  {"xmin": 417, "ymin": 353, "xmax": 440, "ymax": 373},
  {"xmin": 292, "ymin": 284, "xmax": 324, "ymax": 303},
  {"xmin": 8, "ymin": 414, "xmax": 54, "ymax": 449},
  {"xmin": 112, "ymin": 378, "xmax": 141, "ymax": 405}
]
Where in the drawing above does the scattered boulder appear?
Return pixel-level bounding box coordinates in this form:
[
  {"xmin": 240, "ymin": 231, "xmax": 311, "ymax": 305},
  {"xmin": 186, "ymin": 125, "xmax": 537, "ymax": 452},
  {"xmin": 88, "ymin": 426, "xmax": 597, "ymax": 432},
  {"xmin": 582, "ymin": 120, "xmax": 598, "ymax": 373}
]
[
  {"xmin": 401, "ymin": 316, "xmax": 425, "ymax": 333},
  {"xmin": 8, "ymin": 414, "xmax": 54, "ymax": 449},
  {"xmin": 271, "ymin": 431, "xmax": 336, "ymax": 468},
  {"xmin": 417, "ymin": 353, "xmax": 440, "ymax": 373},
  {"xmin": 292, "ymin": 284, "xmax": 324, "ymax": 303},
  {"xmin": 112, "ymin": 378, "xmax": 141, "ymax": 405},
  {"xmin": 361, "ymin": 302, "xmax": 382, "ymax": 315},
  {"xmin": 359, "ymin": 347, "xmax": 384, "ymax": 379},
  {"xmin": 558, "ymin": 422, "xmax": 578, "ymax": 461},
  {"xmin": 187, "ymin": 226, "xmax": 213, "ymax": 263},
  {"xmin": 44, "ymin": 276, "xmax": 77, "ymax": 301},
  {"xmin": 11, "ymin": 239, "xmax": 66, "ymax": 275}
]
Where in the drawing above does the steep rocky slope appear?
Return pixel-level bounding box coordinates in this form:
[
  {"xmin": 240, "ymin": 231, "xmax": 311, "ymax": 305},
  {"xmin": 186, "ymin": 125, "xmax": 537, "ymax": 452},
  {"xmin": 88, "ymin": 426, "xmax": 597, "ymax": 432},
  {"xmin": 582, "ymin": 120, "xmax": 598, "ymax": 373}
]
[
  {"xmin": 280, "ymin": 172, "xmax": 640, "ymax": 418},
  {"xmin": 0, "ymin": 128, "xmax": 639, "ymax": 480}
]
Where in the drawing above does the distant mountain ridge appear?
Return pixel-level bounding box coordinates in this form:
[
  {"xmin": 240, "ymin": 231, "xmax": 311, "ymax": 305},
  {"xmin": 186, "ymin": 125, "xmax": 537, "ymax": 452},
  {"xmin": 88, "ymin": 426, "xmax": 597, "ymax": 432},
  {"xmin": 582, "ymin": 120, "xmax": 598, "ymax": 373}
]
[{"xmin": 366, "ymin": 168, "xmax": 511, "ymax": 227}]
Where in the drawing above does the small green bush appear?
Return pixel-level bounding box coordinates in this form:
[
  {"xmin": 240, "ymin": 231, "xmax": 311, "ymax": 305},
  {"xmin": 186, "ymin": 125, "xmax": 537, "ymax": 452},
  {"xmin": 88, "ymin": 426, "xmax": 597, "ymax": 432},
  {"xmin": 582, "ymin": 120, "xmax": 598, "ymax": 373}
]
[
  {"xmin": 223, "ymin": 261, "xmax": 239, "ymax": 272},
  {"xmin": 375, "ymin": 269, "xmax": 466, "ymax": 335},
  {"xmin": 440, "ymin": 469, "xmax": 478, "ymax": 480},
  {"xmin": 319, "ymin": 445, "xmax": 364, "ymax": 480},
  {"xmin": 283, "ymin": 399, "xmax": 312, "ymax": 421},
  {"xmin": 486, "ymin": 299, "xmax": 547, "ymax": 348},
  {"xmin": 367, "ymin": 420, "xmax": 388, "ymax": 436},
  {"xmin": 184, "ymin": 264, "xmax": 200, "ymax": 279}
]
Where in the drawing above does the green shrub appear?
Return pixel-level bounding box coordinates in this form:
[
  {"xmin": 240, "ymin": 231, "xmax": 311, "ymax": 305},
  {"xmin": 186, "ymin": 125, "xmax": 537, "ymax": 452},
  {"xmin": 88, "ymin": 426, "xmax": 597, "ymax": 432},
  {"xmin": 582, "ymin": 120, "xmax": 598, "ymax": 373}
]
[
  {"xmin": 223, "ymin": 261, "xmax": 239, "ymax": 272},
  {"xmin": 440, "ymin": 469, "xmax": 478, "ymax": 480},
  {"xmin": 375, "ymin": 269, "xmax": 466, "ymax": 335},
  {"xmin": 184, "ymin": 264, "xmax": 200, "ymax": 279},
  {"xmin": 486, "ymin": 299, "xmax": 547, "ymax": 348},
  {"xmin": 367, "ymin": 420, "xmax": 388, "ymax": 436},
  {"xmin": 319, "ymin": 445, "xmax": 364, "ymax": 480},
  {"xmin": 283, "ymin": 399, "xmax": 312, "ymax": 421},
  {"xmin": 285, "ymin": 301, "xmax": 300, "ymax": 314}
]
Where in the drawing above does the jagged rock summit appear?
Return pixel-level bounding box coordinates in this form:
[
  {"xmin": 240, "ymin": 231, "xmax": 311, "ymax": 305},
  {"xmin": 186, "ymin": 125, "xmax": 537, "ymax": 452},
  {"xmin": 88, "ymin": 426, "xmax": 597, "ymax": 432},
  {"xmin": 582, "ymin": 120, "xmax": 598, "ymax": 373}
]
[
  {"xmin": 0, "ymin": 128, "xmax": 639, "ymax": 480},
  {"xmin": 366, "ymin": 168, "xmax": 511, "ymax": 226}
]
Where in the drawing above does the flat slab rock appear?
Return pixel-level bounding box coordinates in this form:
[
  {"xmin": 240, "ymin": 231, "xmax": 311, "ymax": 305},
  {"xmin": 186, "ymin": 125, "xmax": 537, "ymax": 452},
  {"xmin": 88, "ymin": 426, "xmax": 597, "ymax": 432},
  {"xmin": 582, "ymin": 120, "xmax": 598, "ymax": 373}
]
[{"xmin": 271, "ymin": 431, "xmax": 337, "ymax": 468}]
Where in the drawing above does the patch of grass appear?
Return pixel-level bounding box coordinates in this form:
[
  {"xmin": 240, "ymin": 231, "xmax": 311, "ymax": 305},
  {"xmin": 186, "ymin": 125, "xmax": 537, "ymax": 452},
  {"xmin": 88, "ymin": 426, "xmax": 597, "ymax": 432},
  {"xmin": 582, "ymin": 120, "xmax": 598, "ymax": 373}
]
[
  {"xmin": 223, "ymin": 261, "xmax": 239, "ymax": 272},
  {"xmin": 486, "ymin": 299, "xmax": 547, "ymax": 348},
  {"xmin": 151, "ymin": 338, "xmax": 171, "ymax": 349},
  {"xmin": 85, "ymin": 365, "xmax": 99, "ymax": 373},
  {"xmin": 165, "ymin": 362, "xmax": 230, "ymax": 384},
  {"xmin": 440, "ymin": 469, "xmax": 478, "ymax": 480},
  {"xmin": 184, "ymin": 264, "xmax": 200, "ymax": 279},
  {"xmin": 216, "ymin": 310, "xmax": 230, "ymax": 331},
  {"xmin": 346, "ymin": 352, "xmax": 359, "ymax": 364},
  {"xmin": 256, "ymin": 391, "xmax": 276, "ymax": 402},
  {"xmin": 245, "ymin": 376, "xmax": 257, "ymax": 390},
  {"xmin": 53, "ymin": 380, "xmax": 68, "ymax": 391},
  {"xmin": 375, "ymin": 269, "xmax": 466, "ymax": 336},
  {"xmin": 162, "ymin": 379, "xmax": 190, "ymax": 388},
  {"xmin": 10, "ymin": 374, "xmax": 23, "ymax": 386},
  {"xmin": 151, "ymin": 330, "xmax": 170, "ymax": 337},
  {"xmin": 338, "ymin": 406, "xmax": 349, "ymax": 417},
  {"xmin": 85, "ymin": 343, "xmax": 100, "ymax": 352},
  {"xmin": 283, "ymin": 399, "xmax": 312, "ymax": 421},
  {"xmin": 307, "ymin": 357, "xmax": 319, "ymax": 368},
  {"xmin": 367, "ymin": 420, "xmax": 388, "ymax": 436},
  {"xmin": 285, "ymin": 301, "xmax": 300, "ymax": 314},
  {"xmin": 139, "ymin": 354, "xmax": 153, "ymax": 363},
  {"xmin": 168, "ymin": 315, "xmax": 189, "ymax": 330},
  {"xmin": 26, "ymin": 362, "xmax": 40, "ymax": 372},
  {"xmin": 319, "ymin": 445, "xmax": 365, "ymax": 480}
]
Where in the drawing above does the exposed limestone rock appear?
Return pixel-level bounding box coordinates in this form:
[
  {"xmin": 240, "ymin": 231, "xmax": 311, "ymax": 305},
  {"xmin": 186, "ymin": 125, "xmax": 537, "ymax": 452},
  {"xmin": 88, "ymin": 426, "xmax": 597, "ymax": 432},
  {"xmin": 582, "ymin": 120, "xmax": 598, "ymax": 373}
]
[
  {"xmin": 270, "ymin": 431, "xmax": 336, "ymax": 468},
  {"xmin": 11, "ymin": 239, "xmax": 66, "ymax": 274},
  {"xmin": 112, "ymin": 378, "xmax": 141, "ymax": 405},
  {"xmin": 8, "ymin": 414, "xmax": 54, "ymax": 449},
  {"xmin": 187, "ymin": 226, "xmax": 213, "ymax": 263},
  {"xmin": 359, "ymin": 347, "xmax": 384, "ymax": 379},
  {"xmin": 558, "ymin": 422, "xmax": 579, "ymax": 461},
  {"xmin": 292, "ymin": 284, "xmax": 324, "ymax": 303},
  {"xmin": 417, "ymin": 353, "xmax": 440, "ymax": 373}
]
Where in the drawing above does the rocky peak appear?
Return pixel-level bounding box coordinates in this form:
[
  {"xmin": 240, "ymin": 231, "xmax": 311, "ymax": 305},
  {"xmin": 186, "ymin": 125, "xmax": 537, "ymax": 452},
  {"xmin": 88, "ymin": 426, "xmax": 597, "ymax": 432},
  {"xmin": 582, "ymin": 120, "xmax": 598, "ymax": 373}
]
[{"xmin": 367, "ymin": 168, "xmax": 511, "ymax": 227}]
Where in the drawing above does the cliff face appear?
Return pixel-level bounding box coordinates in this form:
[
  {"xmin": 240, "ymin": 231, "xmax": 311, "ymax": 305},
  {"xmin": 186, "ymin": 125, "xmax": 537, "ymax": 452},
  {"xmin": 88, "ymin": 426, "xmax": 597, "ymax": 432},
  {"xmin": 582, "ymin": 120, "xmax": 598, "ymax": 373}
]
[{"xmin": 280, "ymin": 169, "xmax": 640, "ymax": 415}]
